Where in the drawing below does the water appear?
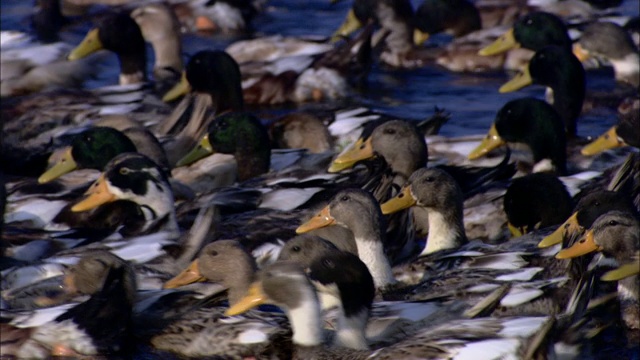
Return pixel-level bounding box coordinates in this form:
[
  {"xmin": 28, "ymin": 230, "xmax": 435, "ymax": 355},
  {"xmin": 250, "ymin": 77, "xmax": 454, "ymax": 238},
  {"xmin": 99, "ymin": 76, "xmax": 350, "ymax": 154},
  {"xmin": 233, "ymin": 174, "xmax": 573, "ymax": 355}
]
[{"xmin": 2, "ymin": 0, "xmax": 638, "ymax": 138}]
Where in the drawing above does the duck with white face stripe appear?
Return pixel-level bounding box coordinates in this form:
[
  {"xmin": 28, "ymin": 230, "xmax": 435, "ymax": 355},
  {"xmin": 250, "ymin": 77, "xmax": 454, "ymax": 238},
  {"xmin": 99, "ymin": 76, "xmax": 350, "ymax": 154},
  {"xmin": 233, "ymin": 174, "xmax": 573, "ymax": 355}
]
[{"xmin": 71, "ymin": 153, "xmax": 178, "ymax": 237}]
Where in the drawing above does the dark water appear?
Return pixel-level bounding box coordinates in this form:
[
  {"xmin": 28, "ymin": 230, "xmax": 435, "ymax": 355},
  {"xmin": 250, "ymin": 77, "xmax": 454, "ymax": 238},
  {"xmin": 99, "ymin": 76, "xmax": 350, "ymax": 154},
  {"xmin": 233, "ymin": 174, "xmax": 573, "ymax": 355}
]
[{"xmin": 3, "ymin": 0, "xmax": 639, "ymax": 139}]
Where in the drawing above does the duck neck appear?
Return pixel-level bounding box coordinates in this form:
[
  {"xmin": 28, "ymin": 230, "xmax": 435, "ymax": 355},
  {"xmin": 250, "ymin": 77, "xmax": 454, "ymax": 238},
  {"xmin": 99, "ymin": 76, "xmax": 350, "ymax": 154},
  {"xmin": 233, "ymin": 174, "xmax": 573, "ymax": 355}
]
[
  {"xmin": 334, "ymin": 307, "xmax": 369, "ymax": 350},
  {"xmin": 235, "ymin": 147, "xmax": 270, "ymax": 182},
  {"xmin": 421, "ymin": 207, "xmax": 467, "ymax": 255},
  {"xmin": 118, "ymin": 49, "xmax": 148, "ymax": 85},
  {"xmin": 353, "ymin": 234, "xmax": 396, "ymax": 289},
  {"xmin": 287, "ymin": 288, "xmax": 324, "ymax": 346},
  {"xmin": 546, "ymin": 66, "xmax": 584, "ymax": 138},
  {"xmin": 618, "ymin": 276, "xmax": 639, "ymax": 302},
  {"xmin": 610, "ymin": 53, "xmax": 640, "ymax": 87},
  {"xmin": 150, "ymin": 34, "xmax": 182, "ymax": 78}
]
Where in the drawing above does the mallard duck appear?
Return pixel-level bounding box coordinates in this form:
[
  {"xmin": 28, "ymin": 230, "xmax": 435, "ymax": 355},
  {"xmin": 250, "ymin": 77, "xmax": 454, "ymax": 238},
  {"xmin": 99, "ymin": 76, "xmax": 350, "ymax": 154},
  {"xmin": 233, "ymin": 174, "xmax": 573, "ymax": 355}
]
[
  {"xmin": 297, "ymin": 188, "xmax": 396, "ymax": 290},
  {"xmin": 226, "ymin": 260, "xmax": 552, "ymax": 359},
  {"xmin": 38, "ymin": 122, "xmax": 170, "ymax": 184},
  {"xmin": 573, "ymin": 21, "xmax": 639, "ymax": 88},
  {"xmin": 478, "ymin": 11, "xmax": 572, "ymax": 57},
  {"xmin": 555, "ymin": 210, "xmax": 639, "ymax": 339},
  {"xmin": 498, "ymin": 46, "xmax": 585, "ymax": 138},
  {"xmin": 503, "ymin": 172, "xmax": 574, "ymax": 237},
  {"xmin": 1, "ymin": 251, "xmax": 136, "ymax": 357},
  {"xmin": 412, "ymin": 0, "xmax": 482, "ymax": 45},
  {"xmin": 581, "ymin": 97, "xmax": 640, "ymax": 155},
  {"xmin": 68, "ymin": 11, "xmax": 148, "ymax": 85}
]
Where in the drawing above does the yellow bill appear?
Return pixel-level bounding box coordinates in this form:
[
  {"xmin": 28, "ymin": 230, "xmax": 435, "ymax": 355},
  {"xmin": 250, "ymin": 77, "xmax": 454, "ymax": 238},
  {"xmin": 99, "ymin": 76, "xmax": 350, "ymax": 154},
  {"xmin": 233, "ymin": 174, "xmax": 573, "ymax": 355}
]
[
  {"xmin": 71, "ymin": 174, "xmax": 117, "ymax": 212},
  {"xmin": 328, "ymin": 137, "xmax": 374, "ymax": 173},
  {"xmin": 478, "ymin": 28, "xmax": 519, "ymax": 56},
  {"xmin": 581, "ymin": 126, "xmax": 624, "ymax": 156},
  {"xmin": 68, "ymin": 29, "xmax": 104, "ymax": 61},
  {"xmin": 164, "ymin": 259, "xmax": 206, "ymax": 289},
  {"xmin": 538, "ymin": 212, "xmax": 580, "ymax": 248},
  {"xmin": 468, "ymin": 124, "xmax": 505, "ymax": 160},
  {"xmin": 38, "ymin": 147, "xmax": 78, "ymax": 183},
  {"xmin": 296, "ymin": 205, "xmax": 336, "ymax": 233},
  {"xmin": 331, "ymin": 9, "xmax": 362, "ymax": 41},
  {"xmin": 176, "ymin": 134, "xmax": 214, "ymax": 167},
  {"xmin": 413, "ymin": 29, "xmax": 430, "ymax": 46},
  {"xmin": 508, "ymin": 222, "xmax": 525, "ymax": 238},
  {"xmin": 380, "ymin": 186, "xmax": 417, "ymax": 214},
  {"xmin": 555, "ymin": 229, "xmax": 602, "ymax": 259},
  {"xmin": 225, "ymin": 282, "xmax": 268, "ymax": 316},
  {"xmin": 163, "ymin": 72, "xmax": 191, "ymax": 102},
  {"xmin": 499, "ymin": 65, "xmax": 532, "ymax": 93},
  {"xmin": 572, "ymin": 43, "xmax": 591, "ymax": 62},
  {"xmin": 601, "ymin": 261, "xmax": 640, "ymax": 281}
]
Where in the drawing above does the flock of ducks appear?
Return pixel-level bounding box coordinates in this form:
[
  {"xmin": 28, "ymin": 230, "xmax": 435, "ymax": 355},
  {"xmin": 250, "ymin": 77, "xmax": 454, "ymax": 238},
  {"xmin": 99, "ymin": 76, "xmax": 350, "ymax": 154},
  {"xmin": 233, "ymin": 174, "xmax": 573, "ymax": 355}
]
[{"xmin": 1, "ymin": 0, "xmax": 639, "ymax": 358}]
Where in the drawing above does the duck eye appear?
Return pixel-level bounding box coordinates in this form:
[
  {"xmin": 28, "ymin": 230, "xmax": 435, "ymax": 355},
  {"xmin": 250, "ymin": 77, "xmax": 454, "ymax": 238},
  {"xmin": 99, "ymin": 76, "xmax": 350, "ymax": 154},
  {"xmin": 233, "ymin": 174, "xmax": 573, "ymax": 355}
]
[
  {"xmin": 322, "ymin": 258, "xmax": 334, "ymax": 268},
  {"xmin": 209, "ymin": 250, "xmax": 219, "ymax": 256},
  {"xmin": 383, "ymin": 128, "xmax": 396, "ymax": 135},
  {"xmin": 120, "ymin": 167, "xmax": 130, "ymax": 175},
  {"xmin": 340, "ymin": 195, "xmax": 350, "ymax": 202},
  {"xmin": 594, "ymin": 201, "xmax": 600, "ymax": 207},
  {"xmin": 218, "ymin": 120, "xmax": 228, "ymax": 129},
  {"xmin": 526, "ymin": 19, "xmax": 533, "ymax": 25},
  {"xmin": 608, "ymin": 220, "xmax": 618, "ymax": 226},
  {"xmin": 424, "ymin": 176, "xmax": 434, "ymax": 182},
  {"xmin": 292, "ymin": 245, "xmax": 301, "ymax": 252}
]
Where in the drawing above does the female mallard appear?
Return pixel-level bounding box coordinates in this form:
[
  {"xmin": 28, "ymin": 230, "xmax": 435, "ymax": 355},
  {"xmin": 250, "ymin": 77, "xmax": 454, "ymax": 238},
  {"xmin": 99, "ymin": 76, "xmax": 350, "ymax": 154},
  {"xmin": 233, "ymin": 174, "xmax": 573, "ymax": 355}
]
[
  {"xmin": 573, "ymin": 21, "xmax": 639, "ymax": 88},
  {"xmin": 1, "ymin": 251, "xmax": 136, "ymax": 357},
  {"xmin": 226, "ymin": 260, "xmax": 552, "ymax": 359}
]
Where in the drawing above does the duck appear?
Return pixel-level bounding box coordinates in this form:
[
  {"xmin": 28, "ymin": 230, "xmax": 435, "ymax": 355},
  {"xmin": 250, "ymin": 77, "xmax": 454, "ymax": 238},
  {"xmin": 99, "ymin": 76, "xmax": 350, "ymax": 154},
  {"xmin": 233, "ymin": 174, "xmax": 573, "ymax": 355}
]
[
  {"xmin": 503, "ymin": 172, "xmax": 574, "ymax": 237},
  {"xmin": 38, "ymin": 120, "xmax": 170, "ymax": 184},
  {"xmin": 555, "ymin": 210, "xmax": 640, "ymax": 341},
  {"xmin": 68, "ymin": 11, "xmax": 149, "ymax": 86},
  {"xmin": 573, "ymin": 21, "xmax": 639, "ymax": 88},
  {"xmin": 581, "ymin": 97, "xmax": 640, "ymax": 155},
  {"xmin": 478, "ymin": 11, "xmax": 572, "ymax": 57},
  {"xmin": 170, "ymin": 0, "xmax": 258, "ymax": 34},
  {"xmin": 412, "ymin": 0, "xmax": 482, "ymax": 45},
  {"xmin": 1, "ymin": 251, "xmax": 136, "ymax": 357},
  {"xmin": 498, "ymin": 45, "xmax": 585, "ymax": 138},
  {"xmin": 225, "ymin": 260, "xmax": 553, "ymax": 359}
]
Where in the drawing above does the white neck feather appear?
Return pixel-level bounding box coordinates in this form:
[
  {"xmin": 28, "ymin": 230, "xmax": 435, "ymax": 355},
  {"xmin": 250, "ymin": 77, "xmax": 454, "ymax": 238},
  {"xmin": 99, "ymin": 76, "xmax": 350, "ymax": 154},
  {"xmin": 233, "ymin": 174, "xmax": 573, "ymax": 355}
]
[
  {"xmin": 611, "ymin": 53, "xmax": 640, "ymax": 85},
  {"xmin": 421, "ymin": 210, "xmax": 460, "ymax": 255},
  {"xmin": 334, "ymin": 308, "xmax": 369, "ymax": 350},
  {"xmin": 287, "ymin": 292, "xmax": 324, "ymax": 346},
  {"xmin": 354, "ymin": 237, "xmax": 396, "ymax": 289}
]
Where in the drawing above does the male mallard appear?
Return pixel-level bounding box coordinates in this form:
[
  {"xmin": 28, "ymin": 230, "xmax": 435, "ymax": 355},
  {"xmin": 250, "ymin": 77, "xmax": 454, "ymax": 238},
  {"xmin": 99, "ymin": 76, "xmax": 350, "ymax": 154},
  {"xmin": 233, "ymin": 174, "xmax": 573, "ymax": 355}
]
[
  {"xmin": 573, "ymin": 21, "xmax": 639, "ymax": 88},
  {"xmin": 2, "ymin": 251, "xmax": 136, "ymax": 357},
  {"xmin": 582, "ymin": 97, "xmax": 640, "ymax": 155},
  {"xmin": 498, "ymin": 46, "xmax": 585, "ymax": 138}
]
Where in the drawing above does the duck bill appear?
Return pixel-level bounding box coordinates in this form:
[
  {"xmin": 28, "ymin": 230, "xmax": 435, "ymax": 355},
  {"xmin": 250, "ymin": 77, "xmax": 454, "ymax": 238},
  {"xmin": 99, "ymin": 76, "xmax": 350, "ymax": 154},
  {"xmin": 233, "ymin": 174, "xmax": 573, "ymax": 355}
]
[
  {"xmin": 468, "ymin": 124, "xmax": 505, "ymax": 160},
  {"xmin": 71, "ymin": 174, "xmax": 117, "ymax": 212},
  {"xmin": 163, "ymin": 260, "xmax": 206, "ymax": 289},
  {"xmin": 413, "ymin": 29, "xmax": 430, "ymax": 46},
  {"xmin": 581, "ymin": 126, "xmax": 624, "ymax": 156},
  {"xmin": 380, "ymin": 186, "xmax": 417, "ymax": 214},
  {"xmin": 162, "ymin": 72, "xmax": 191, "ymax": 102},
  {"xmin": 601, "ymin": 262, "xmax": 640, "ymax": 281},
  {"xmin": 555, "ymin": 229, "xmax": 602, "ymax": 259},
  {"xmin": 499, "ymin": 66, "xmax": 532, "ymax": 93},
  {"xmin": 225, "ymin": 282, "xmax": 268, "ymax": 316},
  {"xmin": 538, "ymin": 212, "xmax": 580, "ymax": 248},
  {"xmin": 328, "ymin": 137, "xmax": 373, "ymax": 172},
  {"xmin": 38, "ymin": 147, "xmax": 78, "ymax": 183},
  {"xmin": 296, "ymin": 206, "xmax": 336, "ymax": 233},
  {"xmin": 508, "ymin": 222, "xmax": 526, "ymax": 238},
  {"xmin": 68, "ymin": 28, "xmax": 103, "ymax": 61},
  {"xmin": 176, "ymin": 135, "xmax": 215, "ymax": 167},
  {"xmin": 572, "ymin": 43, "xmax": 591, "ymax": 62},
  {"xmin": 332, "ymin": 9, "xmax": 362, "ymax": 40},
  {"xmin": 478, "ymin": 28, "xmax": 519, "ymax": 56}
]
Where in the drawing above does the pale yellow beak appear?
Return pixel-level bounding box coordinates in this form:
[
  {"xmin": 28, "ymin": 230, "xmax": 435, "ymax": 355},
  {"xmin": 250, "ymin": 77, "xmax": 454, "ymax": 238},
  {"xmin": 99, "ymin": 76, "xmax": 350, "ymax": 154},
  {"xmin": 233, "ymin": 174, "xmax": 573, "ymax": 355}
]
[
  {"xmin": 68, "ymin": 28, "xmax": 103, "ymax": 61},
  {"xmin": 581, "ymin": 126, "xmax": 625, "ymax": 156},
  {"xmin": 296, "ymin": 205, "xmax": 336, "ymax": 233},
  {"xmin": 38, "ymin": 147, "xmax": 78, "ymax": 183},
  {"xmin": 71, "ymin": 174, "xmax": 117, "ymax": 212},
  {"xmin": 225, "ymin": 282, "xmax": 268, "ymax": 316},
  {"xmin": 380, "ymin": 186, "xmax": 417, "ymax": 214},
  {"xmin": 163, "ymin": 259, "xmax": 206, "ymax": 289},
  {"xmin": 478, "ymin": 28, "xmax": 519, "ymax": 56},
  {"xmin": 468, "ymin": 124, "xmax": 505, "ymax": 160}
]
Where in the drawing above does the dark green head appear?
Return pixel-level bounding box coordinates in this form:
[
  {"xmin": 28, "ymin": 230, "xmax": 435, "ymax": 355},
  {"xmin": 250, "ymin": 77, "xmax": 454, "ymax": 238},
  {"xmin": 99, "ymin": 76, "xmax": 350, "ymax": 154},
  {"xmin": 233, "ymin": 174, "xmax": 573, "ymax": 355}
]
[
  {"xmin": 99, "ymin": 12, "xmax": 147, "ymax": 78},
  {"xmin": 207, "ymin": 112, "xmax": 270, "ymax": 181},
  {"xmin": 71, "ymin": 127, "xmax": 138, "ymax": 170},
  {"xmin": 185, "ymin": 50, "xmax": 244, "ymax": 113},
  {"xmin": 513, "ymin": 12, "xmax": 572, "ymax": 52},
  {"xmin": 529, "ymin": 46, "xmax": 585, "ymax": 137},
  {"xmin": 414, "ymin": 0, "xmax": 481, "ymax": 37},
  {"xmin": 495, "ymin": 98, "xmax": 567, "ymax": 174}
]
